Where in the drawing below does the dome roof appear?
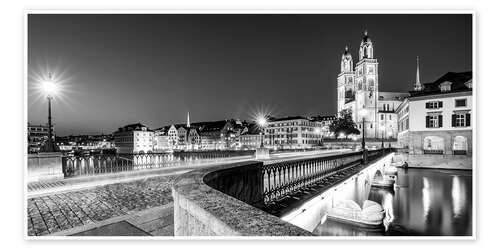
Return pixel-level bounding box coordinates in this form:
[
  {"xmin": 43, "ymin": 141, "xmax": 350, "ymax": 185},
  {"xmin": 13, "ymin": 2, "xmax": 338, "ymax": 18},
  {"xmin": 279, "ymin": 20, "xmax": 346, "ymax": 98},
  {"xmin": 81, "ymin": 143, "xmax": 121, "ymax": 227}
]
[
  {"xmin": 342, "ymin": 46, "xmax": 352, "ymax": 60},
  {"xmin": 361, "ymin": 30, "xmax": 372, "ymax": 44}
]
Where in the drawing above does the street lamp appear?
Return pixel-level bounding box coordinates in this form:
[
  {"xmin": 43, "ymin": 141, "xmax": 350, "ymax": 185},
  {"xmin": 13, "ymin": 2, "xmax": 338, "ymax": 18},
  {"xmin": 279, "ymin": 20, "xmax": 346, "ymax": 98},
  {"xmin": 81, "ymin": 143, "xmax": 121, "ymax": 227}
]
[
  {"xmin": 339, "ymin": 132, "xmax": 345, "ymax": 140},
  {"xmin": 314, "ymin": 127, "xmax": 322, "ymax": 147},
  {"xmin": 359, "ymin": 108, "xmax": 368, "ymax": 163},
  {"xmin": 257, "ymin": 116, "xmax": 267, "ymax": 148},
  {"xmin": 387, "ymin": 131, "xmax": 393, "ymax": 148},
  {"xmin": 380, "ymin": 125, "xmax": 385, "ymax": 148},
  {"xmin": 40, "ymin": 73, "xmax": 59, "ymax": 152}
]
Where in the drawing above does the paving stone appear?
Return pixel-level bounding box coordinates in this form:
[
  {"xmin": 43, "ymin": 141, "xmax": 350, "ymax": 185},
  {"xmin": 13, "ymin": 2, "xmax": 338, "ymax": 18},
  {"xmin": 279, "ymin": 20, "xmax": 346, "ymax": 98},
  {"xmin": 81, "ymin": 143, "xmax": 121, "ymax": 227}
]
[{"xmin": 27, "ymin": 175, "xmax": 177, "ymax": 236}]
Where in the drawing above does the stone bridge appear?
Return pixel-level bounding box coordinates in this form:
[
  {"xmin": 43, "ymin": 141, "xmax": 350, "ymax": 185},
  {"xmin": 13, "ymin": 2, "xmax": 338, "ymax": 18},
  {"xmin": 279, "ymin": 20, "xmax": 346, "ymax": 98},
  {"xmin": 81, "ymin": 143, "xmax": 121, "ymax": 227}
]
[{"xmin": 172, "ymin": 149, "xmax": 394, "ymax": 236}]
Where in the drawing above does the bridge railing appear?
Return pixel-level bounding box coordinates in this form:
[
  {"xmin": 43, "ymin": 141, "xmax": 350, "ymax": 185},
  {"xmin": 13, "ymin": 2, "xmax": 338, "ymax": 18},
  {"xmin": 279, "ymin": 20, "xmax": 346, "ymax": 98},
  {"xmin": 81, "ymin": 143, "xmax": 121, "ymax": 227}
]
[
  {"xmin": 62, "ymin": 150, "xmax": 255, "ymax": 178},
  {"xmin": 262, "ymin": 148, "xmax": 389, "ymax": 205}
]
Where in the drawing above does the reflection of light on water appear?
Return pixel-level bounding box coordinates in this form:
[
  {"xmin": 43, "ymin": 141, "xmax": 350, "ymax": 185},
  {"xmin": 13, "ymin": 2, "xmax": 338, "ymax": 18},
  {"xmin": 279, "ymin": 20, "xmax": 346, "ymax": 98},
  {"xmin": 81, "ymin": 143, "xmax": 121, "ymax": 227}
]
[
  {"xmin": 382, "ymin": 191, "xmax": 394, "ymax": 231},
  {"xmin": 422, "ymin": 177, "xmax": 430, "ymax": 218},
  {"xmin": 451, "ymin": 175, "xmax": 466, "ymax": 218}
]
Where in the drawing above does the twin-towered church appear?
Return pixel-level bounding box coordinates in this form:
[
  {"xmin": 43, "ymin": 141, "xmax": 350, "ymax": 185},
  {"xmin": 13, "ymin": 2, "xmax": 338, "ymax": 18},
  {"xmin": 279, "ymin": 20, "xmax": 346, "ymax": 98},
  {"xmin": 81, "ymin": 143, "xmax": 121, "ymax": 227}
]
[{"xmin": 337, "ymin": 31, "xmax": 407, "ymax": 139}]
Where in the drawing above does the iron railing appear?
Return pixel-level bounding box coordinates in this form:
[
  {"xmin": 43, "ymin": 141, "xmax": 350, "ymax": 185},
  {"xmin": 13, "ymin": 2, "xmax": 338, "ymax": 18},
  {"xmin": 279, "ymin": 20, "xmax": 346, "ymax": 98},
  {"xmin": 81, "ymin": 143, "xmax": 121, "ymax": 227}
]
[
  {"xmin": 423, "ymin": 149, "xmax": 444, "ymax": 155},
  {"xmin": 261, "ymin": 148, "xmax": 389, "ymax": 205},
  {"xmin": 62, "ymin": 150, "xmax": 255, "ymax": 177}
]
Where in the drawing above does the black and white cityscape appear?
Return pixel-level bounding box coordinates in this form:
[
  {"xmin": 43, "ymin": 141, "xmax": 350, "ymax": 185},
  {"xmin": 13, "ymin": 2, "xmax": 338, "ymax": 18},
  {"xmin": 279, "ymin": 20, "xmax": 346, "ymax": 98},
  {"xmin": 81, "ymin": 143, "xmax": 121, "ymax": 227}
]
[{"xmin": 26, "ymin": 13, "xmax": 473, "ymax": 237}]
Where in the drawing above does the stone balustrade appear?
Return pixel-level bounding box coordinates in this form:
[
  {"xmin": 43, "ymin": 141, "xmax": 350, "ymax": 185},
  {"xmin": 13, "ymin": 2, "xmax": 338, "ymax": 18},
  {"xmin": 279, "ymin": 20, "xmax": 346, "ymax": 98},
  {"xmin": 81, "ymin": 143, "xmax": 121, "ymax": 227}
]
[
  {"xmin": 172, "ymin": 149, "xmax": 391, "ymax": 236},
  {"xmin": 28, "ymin": 153, "xmax": 64, "ymax": 182},
  {"xmin": 172, "ymin": 161, "xmax": 313, "ymax": 236}
]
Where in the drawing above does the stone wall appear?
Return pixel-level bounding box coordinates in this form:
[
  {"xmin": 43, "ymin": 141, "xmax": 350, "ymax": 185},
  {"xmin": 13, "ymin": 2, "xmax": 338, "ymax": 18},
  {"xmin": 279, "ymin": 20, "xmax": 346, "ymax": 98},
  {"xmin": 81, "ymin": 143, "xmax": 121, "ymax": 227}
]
[
  {"xmin": 27, "ymin": 153, "xmax": 64, "ymax": 182},
  {"xmin": 395, "ymin": 153, "xmax": 472, "ymax": 170},
  {"xmin": 172, "ymin": 161, "xmax": 312, "ymax": 236},
  {"xmin": 322, "ymin": 140, "xmax": 397, "ymax": 149}
]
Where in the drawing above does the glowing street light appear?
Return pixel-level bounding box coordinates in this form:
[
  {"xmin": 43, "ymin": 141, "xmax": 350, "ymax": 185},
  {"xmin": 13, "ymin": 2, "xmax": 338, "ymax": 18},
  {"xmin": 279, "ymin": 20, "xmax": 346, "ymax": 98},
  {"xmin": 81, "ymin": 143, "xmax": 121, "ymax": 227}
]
[
  {"xmin": 256, "ymin": 115, "xmax": 267, "ymax": 148},
  {"xmin": 339, "ymin": 132, "xmax": 345, "ymax": 139},
  {"xmin": 40, "ymin": 73, "xmax": 59, "ymax": 152},
  {"xmin": 314, "ymin": 127, "xmax": 323, "ymax": 146},
  {"xmin": 42, "ymin": 79, "xmax": 58, "ymax": 97},
  {"xmin": 387, "ymin": 131, "xmax": 393, "ymax": 148},
  {"xmin": 257, "ymin": 116, "xmax": 267, "ymax": 128},
  {"xmin": 380, "ymin": 125, "xmax": 386, "ymax": 148}
]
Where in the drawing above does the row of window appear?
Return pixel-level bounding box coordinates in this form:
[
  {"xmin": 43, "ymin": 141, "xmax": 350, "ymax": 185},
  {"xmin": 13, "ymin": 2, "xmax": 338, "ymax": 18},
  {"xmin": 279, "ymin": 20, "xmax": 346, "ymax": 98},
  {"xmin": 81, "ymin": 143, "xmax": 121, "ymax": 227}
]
[
  {"xmin": 425, "ymin": 113, "xmax": 471, "ymax": 128},
  {"xmin": 426, "ymin": 99, "xmax": 467, "ymax": 109},
  {"xmin": 380, "ymin": 114, "xmax": 393, "ymax": 120},
  {"xmin": 269, "ymin": 139, "xmax": 319, "ymax": 145}
]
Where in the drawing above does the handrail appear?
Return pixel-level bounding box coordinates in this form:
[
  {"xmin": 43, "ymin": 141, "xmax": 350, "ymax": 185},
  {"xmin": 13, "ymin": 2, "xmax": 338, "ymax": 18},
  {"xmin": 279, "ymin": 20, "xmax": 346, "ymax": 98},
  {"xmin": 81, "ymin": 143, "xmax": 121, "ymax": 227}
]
[
  {"xmin": 262, "ymin": 149, "xmax": 389, "ymax": 205},
  {"xmin": 61, "ymin": 150, "xmax": 255, "ymax": 177}
]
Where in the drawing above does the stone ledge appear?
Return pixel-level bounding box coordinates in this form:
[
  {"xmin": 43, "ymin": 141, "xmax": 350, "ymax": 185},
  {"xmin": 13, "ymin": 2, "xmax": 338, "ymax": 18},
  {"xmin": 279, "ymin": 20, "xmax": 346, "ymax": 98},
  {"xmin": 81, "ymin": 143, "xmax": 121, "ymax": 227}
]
[{"xmin": 172, "ymin": 160, "xmax": 313, "ymax": 236}]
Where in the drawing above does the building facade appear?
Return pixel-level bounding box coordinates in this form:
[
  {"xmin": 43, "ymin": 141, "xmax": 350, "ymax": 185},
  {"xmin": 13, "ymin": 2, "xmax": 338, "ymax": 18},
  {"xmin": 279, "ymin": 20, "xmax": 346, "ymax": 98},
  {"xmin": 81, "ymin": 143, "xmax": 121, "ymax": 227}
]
[
  {"xmin": 336, "ymin": 31, "xmax": 407, "ymax": 138},
  {"xmin": 113, "ymin": 123, "xmax": 154, "ymax": 154},
  {"xmin": 396, "ymin": 71, "xmax": 473, "ymax": 156},
  {"xmin": 27, "ymin": 123, "xmax": 54, "ymax": 153},
  {"xmin": 264, "ymin": 116, "xmax": 322, "ymax": 149}
]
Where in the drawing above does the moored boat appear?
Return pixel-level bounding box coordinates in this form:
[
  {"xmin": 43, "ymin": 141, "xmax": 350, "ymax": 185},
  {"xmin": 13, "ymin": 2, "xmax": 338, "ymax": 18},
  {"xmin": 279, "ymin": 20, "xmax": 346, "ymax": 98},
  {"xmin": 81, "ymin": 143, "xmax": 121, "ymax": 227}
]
[
  {"xmin": 327, "ymin": 200, "xmax": 385, "ymax": 227},
  {"xmin": 372, "ymin": 175, "xmax": 396, "ymax": 188}
]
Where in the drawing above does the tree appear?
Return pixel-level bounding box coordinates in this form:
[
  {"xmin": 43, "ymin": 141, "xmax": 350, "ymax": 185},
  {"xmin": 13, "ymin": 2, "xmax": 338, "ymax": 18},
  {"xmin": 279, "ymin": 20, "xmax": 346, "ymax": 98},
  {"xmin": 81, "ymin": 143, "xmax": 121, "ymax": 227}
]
[{"xmin": 329, "ymin": 109, "xmax": 360, "ymax": 139}]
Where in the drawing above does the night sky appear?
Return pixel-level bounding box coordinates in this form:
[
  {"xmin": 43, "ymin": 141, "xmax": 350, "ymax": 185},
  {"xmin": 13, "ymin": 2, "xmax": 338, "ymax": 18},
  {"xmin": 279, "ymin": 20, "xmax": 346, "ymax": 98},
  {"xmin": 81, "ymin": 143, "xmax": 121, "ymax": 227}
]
[{"xmin": 27, "ymin": 14, "xmax": 472, "ymax": 136}]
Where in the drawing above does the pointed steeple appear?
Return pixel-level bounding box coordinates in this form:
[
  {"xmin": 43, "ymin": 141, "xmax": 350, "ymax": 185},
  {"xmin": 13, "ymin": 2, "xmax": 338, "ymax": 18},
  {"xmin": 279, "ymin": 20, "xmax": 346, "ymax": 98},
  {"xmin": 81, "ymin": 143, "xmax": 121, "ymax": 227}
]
[
  {"xmin": 187, "ymin": 112, "xmax": 190, "ymax": 128},
  {"xmin": 414, "ymin": 56, "xmax": 423, "ymax": 91}
]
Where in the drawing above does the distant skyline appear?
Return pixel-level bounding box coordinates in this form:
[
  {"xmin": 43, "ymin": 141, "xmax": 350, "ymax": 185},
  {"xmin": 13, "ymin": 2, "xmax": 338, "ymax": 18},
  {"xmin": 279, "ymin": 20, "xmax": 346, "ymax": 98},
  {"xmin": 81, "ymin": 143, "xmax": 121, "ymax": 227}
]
[{"xmin": 28, "ymin": 14, "xmax": 472, "ymax": 136}]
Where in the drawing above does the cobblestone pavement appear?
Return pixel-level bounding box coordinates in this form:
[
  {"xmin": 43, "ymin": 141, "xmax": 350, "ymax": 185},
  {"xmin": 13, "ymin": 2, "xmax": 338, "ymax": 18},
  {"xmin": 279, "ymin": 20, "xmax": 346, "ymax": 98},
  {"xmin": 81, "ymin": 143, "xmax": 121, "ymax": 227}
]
[{"xmin": 27, "ymin": 175, "xmax": 177, "ymax": 236}]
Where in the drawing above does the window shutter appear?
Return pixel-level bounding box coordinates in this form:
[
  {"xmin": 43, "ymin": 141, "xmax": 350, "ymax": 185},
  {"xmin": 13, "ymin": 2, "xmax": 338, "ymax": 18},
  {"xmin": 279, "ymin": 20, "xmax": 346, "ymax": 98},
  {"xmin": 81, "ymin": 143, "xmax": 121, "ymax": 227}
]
[
  {"xmin": 438, "ymin": 101, "xmax": 443, "ymax": 108},
  {"xmin": 466, "ymin": 113, "xmax": 471, "ymax": 126},
  {"xmin": 452, "ymin": 114, "xmax": 457, "ymax": 127},
  {"xmin": 425, "ymin": 116, "xmax": 430, "ymax": 128},
  {"xmin": 425, "ymin": 102, "xmax": 430, "ymax": 108},
  {"xmin": 438, "ymin": 115, "xmax": 443, "ymax": 127}
]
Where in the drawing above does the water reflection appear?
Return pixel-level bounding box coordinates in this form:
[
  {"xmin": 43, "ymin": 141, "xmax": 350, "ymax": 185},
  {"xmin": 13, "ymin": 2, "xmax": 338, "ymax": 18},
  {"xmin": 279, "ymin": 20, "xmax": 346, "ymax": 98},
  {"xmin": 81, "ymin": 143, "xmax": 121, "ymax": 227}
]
[{"xmin": 313, "ymin": 168, "xmax": 472, "ymax": 236}]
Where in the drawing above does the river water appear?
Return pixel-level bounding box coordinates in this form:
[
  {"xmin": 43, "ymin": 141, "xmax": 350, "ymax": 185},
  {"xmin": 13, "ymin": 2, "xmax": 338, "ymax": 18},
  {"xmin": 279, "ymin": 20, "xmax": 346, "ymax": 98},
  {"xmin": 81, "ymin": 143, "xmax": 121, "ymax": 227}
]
[{"xmin": 313, "ymin": 168, "xmax": 473, "ymax": 236}]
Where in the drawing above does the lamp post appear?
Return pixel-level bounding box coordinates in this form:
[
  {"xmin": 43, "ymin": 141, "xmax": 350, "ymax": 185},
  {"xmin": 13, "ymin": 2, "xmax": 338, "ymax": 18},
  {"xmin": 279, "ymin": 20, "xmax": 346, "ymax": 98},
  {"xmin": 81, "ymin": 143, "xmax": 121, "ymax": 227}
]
[
  {"xmin": 380, "ymin": 125, "xmax": 385, "ymax": 148},
  {"xmin": 359, "ymin": 108, "xmax": 368, "ymax": 163},
  {"xmin": 257, "ymin": 116, "xmax": 267, "ymax": 148},
  {"xmin": 40, "ymin": 73, "xmax": 59, "ymax": 152},
  {"xmin": 314, "ymin": 127, "xmax": 322, "ymax": 147},
  {"xmin": 387, "ymin": 131, "xmax": 392, "ymax": 148}
]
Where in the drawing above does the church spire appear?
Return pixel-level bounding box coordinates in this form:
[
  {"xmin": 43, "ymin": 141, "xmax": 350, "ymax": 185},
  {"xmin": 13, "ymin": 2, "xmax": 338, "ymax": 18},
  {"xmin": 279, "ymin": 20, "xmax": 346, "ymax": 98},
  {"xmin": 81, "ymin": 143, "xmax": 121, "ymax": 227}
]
[
  {"xmin": 414, "ymin": 56, "xmax": 423, "ymax": 91},
  {"xmin": 187, "ymin": 112, "xmax": 190, "ymax": 128}
]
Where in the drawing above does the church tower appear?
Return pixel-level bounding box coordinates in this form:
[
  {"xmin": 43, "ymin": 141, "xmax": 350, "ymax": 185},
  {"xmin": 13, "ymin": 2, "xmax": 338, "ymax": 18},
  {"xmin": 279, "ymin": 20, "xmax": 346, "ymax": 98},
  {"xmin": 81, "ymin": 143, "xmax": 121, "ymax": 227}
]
[
  {"xmin": 187, "ymin": 112, "xmax": 190, "ymax": 128},
  {"xmin": 354, "ymin": 30, "xmax": 379, "ymax": 137},
  {"xmin": 337, "ymin": 46, "xmax": 355, "ymax": 114}
]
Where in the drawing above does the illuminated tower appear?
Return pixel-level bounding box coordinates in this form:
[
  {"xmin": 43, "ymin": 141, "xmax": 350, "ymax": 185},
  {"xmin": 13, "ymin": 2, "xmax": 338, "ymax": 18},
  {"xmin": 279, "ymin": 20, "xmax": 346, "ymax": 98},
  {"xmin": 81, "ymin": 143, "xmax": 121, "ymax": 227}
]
[
  {"xmin": 337, "ymin": 46, "xmax": 355, "ymax": 114},
  {"xmin": 354, "ymin": 30, "xmax": 379, "ymax": 137}
]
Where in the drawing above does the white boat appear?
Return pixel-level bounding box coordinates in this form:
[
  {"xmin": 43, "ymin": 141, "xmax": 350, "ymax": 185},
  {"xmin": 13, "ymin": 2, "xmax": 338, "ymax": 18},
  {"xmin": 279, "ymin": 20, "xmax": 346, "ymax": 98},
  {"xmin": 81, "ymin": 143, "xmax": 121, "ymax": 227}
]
[
  {"xmin": 372, "ymin": 175, "xmax": 396, "ymax": 188},
  {"xmin": 391, "ymin": 161, "xmax": 408, "ymax": 169},
  {"xmin": 327, "ymin": 200, "xmax": 385, "ymax": 227}
]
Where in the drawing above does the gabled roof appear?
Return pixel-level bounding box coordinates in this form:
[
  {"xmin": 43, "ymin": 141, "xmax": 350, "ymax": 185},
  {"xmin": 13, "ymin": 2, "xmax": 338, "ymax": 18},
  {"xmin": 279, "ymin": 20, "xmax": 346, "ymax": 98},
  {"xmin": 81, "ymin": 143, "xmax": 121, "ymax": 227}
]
[
  {"xmin": 117, "ymin": 123, "xmax": 152, "ymax": 132},
  {"xmin": 409, "ymin": 71, "xmax": 472, "ymax": 97},
  {"xmin": 193, "ymin": 120, "xmax": 230, "ymax": 132},
  {"xmin": 269, "ymin": 116, "xmax": 310, "ymax": 122},
  {"xmin": 309, "ymin": 115, "xmax": 336, "ymax": 122},
  {"xmin": 241, "ymin": 122, "xmax": 261, "ymax": 135}
]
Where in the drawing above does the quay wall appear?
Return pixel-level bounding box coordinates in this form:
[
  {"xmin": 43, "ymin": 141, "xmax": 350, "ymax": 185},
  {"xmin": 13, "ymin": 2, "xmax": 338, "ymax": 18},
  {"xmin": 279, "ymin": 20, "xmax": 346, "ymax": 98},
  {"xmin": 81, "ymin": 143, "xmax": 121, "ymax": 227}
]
[
  {"xmin": 394, "ymin": 153, "xmax": 472, "ymax": 170},
  {"xmin": 280, "ymin": 153, "xmax": 395, "ymax": 232}
]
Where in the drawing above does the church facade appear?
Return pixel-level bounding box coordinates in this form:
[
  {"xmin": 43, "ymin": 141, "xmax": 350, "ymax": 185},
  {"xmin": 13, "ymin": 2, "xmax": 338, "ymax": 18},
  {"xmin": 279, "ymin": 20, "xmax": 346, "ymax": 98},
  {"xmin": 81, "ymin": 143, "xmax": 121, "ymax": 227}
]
[{"xmin": 336, "ymin": 31, "xmax": 407, "ymax": 139}]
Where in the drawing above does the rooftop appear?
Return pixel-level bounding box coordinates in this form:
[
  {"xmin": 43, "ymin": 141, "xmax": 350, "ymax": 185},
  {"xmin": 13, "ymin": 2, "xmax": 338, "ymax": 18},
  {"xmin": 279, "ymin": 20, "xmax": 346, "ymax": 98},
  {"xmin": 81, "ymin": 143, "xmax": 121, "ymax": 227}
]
[{"xmin": 409, "ymin": 71, "xmax": 472, "ymax": 97}]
